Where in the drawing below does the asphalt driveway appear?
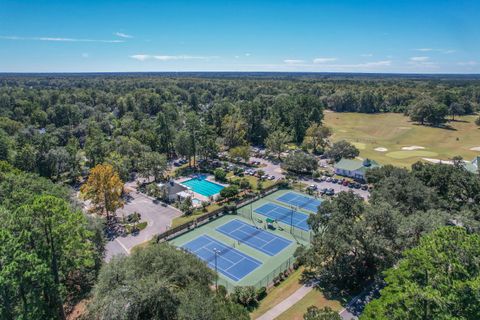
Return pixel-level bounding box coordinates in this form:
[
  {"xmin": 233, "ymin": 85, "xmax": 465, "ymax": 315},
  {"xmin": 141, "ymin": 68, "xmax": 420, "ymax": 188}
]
[{"xmin": 105, "ymin": 190, "xmax": 182, "ymax": 261}]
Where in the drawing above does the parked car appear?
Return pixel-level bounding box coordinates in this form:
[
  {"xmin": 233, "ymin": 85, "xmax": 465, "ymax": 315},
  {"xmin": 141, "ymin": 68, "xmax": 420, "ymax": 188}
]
[
  {"xmin": 261, "ymin": 174, "xmax": 269, "ymax": 180},
  {"xmin": 268, "ymin": 175, "xmax": 275, "ymax": 180},
  {"xmin": 337, "ymin": 179, "xmax": 344, "ymax": 185},
  {"xmin": 320, "ymin": 188, "xmax": 328, "ymax": 195},
  {"xmin": 361, "ymin": 185, "xmax": 368, "ymax": 191},
  {"xmin": 342, "ymin": 180, "xmax": 349, "ymax": 186},
  {"xmin": 332, "ymin": 178, "xmax": 338, "ymax": 183},
  {"xmin": 326, "ymin": 188, "xmax": 335, "ymax": 196},
  {"xmin": 307, "ymin": 184, "xmax": 317, "ymax": 191},
  {"xmin": 173, "ymin": 161, "xmax": 181, "ymax": 167},
  {"xmin": 354, "ymin": 183, "xmax": 361, "ymax": 189},
  {"xmin": 326, "ymin": 177, "xmax": 332, "ymax": 182}
]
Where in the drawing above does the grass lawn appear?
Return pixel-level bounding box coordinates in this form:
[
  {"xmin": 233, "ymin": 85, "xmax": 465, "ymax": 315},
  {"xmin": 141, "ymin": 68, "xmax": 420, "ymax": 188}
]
[
  {"xmin": 324, "ymin": 112, "xmax": 480, "ymax": 168},
  {"xmin": 171, "ymin": 203, "xmax": 222, "ymax": 227},
  {"xmin": 275, "ymin": 288, "xmax": 343, "ymax": 320},
  {"xmin": 250, "ymin": 268, "xmax": 305, "ymax": 319}
]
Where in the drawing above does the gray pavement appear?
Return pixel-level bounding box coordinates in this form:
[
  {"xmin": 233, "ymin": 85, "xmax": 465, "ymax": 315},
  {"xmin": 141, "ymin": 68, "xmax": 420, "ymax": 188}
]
[{"xmin": 105, "ymin": 189, "xmax": 182, "ymax": 261}]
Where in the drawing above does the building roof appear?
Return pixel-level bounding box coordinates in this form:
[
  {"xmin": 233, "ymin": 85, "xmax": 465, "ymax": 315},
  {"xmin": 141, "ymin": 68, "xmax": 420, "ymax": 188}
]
[
  {"xmin": 464, "ymin": 156, "xmax": 479, "ymax": 174},
  {"xmin": 334, "ymin": 158, "xmax": 381, "ymax": 172}
]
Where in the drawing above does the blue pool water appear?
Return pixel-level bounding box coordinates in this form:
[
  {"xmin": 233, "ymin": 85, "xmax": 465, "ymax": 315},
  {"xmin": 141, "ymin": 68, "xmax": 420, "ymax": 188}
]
[{"xmin": 182, "ymin": 176, "xmax": 225, "ymax": 197}]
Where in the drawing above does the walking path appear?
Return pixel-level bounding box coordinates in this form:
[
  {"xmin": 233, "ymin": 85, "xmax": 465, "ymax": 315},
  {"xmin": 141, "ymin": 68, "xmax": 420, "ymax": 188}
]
[{"xmin": 256, "ymin": 284, "xmax": 314, "ymax": 320}]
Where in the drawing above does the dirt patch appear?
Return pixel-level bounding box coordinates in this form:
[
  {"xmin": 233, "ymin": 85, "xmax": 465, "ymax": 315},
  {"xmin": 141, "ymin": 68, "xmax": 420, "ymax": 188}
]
[
  {"xmin": 402, "ymin": 145, "xmax": 425, "ymax": 151},
  {"xmin": 469, "ymin": 146, "xmax": 480, "ymax": 151},
  {"xmin": 374, "ymin": 147, "xmax": 388, "ymax": 152}
]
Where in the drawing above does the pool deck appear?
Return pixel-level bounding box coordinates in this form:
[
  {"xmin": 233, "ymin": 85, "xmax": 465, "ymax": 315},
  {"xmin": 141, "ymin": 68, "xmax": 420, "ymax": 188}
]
[{"xmin": 176, "ymin": 174, "xmax": 229, "ymax": 202}]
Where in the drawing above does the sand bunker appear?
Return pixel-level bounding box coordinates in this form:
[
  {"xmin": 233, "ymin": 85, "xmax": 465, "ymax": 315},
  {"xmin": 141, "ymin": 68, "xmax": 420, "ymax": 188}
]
[
  {"xmin": 469, "ymin": 147, "xmax": 480, "ymax": 151},
  {"xmin": 402, "ymin": 145, "xmax": 425, "ymax": 151},
  {"xmin": 422, "ymin": 158, "xmax": 455, "ymax": 165},
  {"xmin": 386, "ymin": 150, "xmax": 438, "ymax": 159},
  {"xmin": 374, "ymin": 147, "xmax": 388, "ymax": 152}
]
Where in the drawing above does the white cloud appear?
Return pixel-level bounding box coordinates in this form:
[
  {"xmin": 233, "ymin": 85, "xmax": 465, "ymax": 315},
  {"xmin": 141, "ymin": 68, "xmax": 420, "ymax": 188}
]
[
  {"xmin": 81, "ymin": 53, "xmax": 89, "ymax": 58},
  {"xmin": 130, "ymin": 54, "xmax": 219, "ymax": 61},
  {"xmin": 234, "ymin": 55, "xmax": 240, "ymax": 59},
  {"xmin": 245, "ymin": 53, "xmax": 251, "ymax": 57},
  {"xmin": 410, "ymin": 56, "xmax": 430, "ymax": 62},
  {"xmin": 457, "ymin": 61, "xmax": 477, "ymax": 66},
  {"xmin": 130, "ymin": 54, "xmax": 150, "ymax": 61},
  {"xmin": 115, "ymin": 32, "xmax": 133, "ymax": 38},
  {"xmin": 284, "ymin": 59, "xmax": 305, "ymax": 64},
  {"xmin": 361, "ymin": 53, "xmax": 373, "ymax": 57},
  {"xmin": 0, "ymin": 35, "xmax": 124, "ymax": 43},
  {"xmin": 414, "ymin": 48, "xmax": 456, "ymax": 54},
  {"xmin": 313, "ymin": 57, "xmax": 337, "ymax": 64},
  {"xmin": 415, "ymin": 48, "xmax": 433, "ymax": 52}
]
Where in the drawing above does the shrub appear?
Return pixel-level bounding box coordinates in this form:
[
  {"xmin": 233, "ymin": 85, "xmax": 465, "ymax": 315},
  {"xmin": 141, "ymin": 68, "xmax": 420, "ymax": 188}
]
[
  {"xmin": 239, "ymin": 178, "xmax": 251, "ymax": 190},
  {"xmin": 256, "ymin": 287, "xmax": 267, "ymax": 301},
  {"xmin": 220, "ymin": 185, "xmax": 240, "ymax": 198},
  {"xmin": 231, "ymin": 286, "xmax": 257, "ymax": 309},
  {"xmin": 214, "ymin": 168, "xmax": 227, "ymax": 182}
]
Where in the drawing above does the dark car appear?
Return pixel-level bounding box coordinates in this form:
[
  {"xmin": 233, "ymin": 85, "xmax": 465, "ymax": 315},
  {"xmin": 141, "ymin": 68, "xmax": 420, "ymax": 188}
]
[
  {"xmin": 337, "ymin": 179, "xmax": 344, "ymax": 185},
  {"xmin": 342, "ymin": 180, "xmax": 349, "ymax": 186},
  {"xmin": 320, "ymin": 188, "xmax": 328, "ymax": 195},
  {"xmin": 361, "ymin": 185, "xmax": 368, "ymax": 190},
  {"xmin": 326, "ymin": 188, "xmax": 335, "ymax": 196},
  {"xmin": 348, "ymin": 183, "xmax": 354, "ymax": 188},
  {"xmin": 332, "ymin": 178, "xmax": 338, "ymax": 183},
  {"xmin": 354, "ymin": 183, "xmax": 361, "ymax": 189}
]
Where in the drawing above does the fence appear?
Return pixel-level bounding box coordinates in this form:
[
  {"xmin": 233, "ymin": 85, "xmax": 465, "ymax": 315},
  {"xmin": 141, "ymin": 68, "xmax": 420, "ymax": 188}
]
[
  {"xmin": 155, "ymin": 183, "xmax": 282, "ymax": 243},
  {"xmin": 216, "ymin": 257, "xmax": 296, "ymax": 292}
]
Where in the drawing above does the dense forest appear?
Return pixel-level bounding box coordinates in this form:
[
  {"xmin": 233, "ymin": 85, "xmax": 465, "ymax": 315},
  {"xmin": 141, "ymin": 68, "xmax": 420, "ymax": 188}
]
[
  {"xmin": 1, "ymin": 74, "xmax": 480, "ymax": 319},
  {"xmin": 1, "ymin": 74, "xmax": 479, "ymax": 184}
]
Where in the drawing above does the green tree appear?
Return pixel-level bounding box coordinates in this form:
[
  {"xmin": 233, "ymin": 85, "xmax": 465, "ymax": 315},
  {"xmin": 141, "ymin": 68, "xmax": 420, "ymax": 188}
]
[
  {"xmin": 325, "ymin": 140, "xmax": 359, "ymax": 162},
  {"xmin": 303, "ymin": 123, "xmax": 332, "ymax": 154},
  {"xmin": 229, "ymin": 145, "xmax": 250, "ymax": 162},
  {"xmin": 0, "ymin": 196, "xmax": 96, "ymax": 320},
  {"xmin": 88, "ymin": 244, "xmax": 249, "ymax": 320},
  {"xmin": 222, "ymin": 114, "xmax": 246, "ymax": 148},
  {"xmin": 282, "ymin": 151, "xmax": 318, "ymax": 173},
  {"xmin": 265, "ymin": 130, "xmax": 290, "ymax": 159},
  {"xmin": 303, "ymin": 306, "xmax": 341, "ymax": 320},
  {"xmin": 137, "ymin": 151, "xmax": 168, "ymax": 182},
  {"xmin": 0, "ymin": 129, "xmax": 11, "ymax": 162},
  {"xmin": 409, "ymin": 98, "xmax": 448, "ymax": 126},
  {"xmin": 220, "ymin": 185, "xmax": 240, "ymax": 198},
  {"xmin": 362, "ymin": 227, "xmax": 480, "ymax": 320},
  {"xmin": 175, "ymin": 130, "xmax": 195, "ymax": 167}
]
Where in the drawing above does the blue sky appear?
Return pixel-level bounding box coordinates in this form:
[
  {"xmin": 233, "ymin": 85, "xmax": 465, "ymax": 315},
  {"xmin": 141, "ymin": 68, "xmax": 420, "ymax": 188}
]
[{"xmin": 0, "ymin": 0, "xmax": 479, "ymax": 73}]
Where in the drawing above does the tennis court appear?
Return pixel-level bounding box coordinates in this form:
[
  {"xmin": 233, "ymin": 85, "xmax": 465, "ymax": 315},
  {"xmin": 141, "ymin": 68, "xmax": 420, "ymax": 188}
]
[
  {"xmin": 254, "ymin": 202, "xmax": 310, "ymax": 231},
  {"xmin": 182, "ymin": 234, "xmax": 262, "ymax": 281},
  {"xmin": 276, "ymin": 192, "xmax": 322, "ymax": 213},
  {"xmin": 216, "ymin": 219, "xmax": 292, "ymax": 256}
]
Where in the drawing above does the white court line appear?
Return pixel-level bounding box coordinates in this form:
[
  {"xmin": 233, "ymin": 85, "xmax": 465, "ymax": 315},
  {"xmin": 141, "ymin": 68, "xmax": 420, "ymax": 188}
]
[{"xmin": 196, "ymin": 234, "xmax": 261, "ymax": 281}]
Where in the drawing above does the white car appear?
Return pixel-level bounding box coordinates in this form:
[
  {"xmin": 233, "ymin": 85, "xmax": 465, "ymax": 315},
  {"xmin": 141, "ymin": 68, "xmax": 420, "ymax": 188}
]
[{"xmin": 268, "ymin": 175, "xmax": 275, "ymax": 180}]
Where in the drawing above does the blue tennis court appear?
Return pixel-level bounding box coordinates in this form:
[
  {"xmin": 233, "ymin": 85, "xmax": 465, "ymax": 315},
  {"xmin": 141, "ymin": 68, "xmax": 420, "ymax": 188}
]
[
  {"xmin": 216, "ymin": 219, "xmax": 292, "ymax": 256},
  {"xmin": 276, "ymin": 192, "xmax": 322, "ymax": 213},
  {"xmin": 182, "ymin": 234, "xmax": 262, "ymax": 281},
  {"xmin": 254, "ymin": 203, "xmax": 310, "ymax": 231}
]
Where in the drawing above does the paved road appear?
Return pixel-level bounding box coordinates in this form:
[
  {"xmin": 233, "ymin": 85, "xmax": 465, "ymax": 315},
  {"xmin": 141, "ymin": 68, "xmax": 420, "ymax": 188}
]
[
  {"xmin": 251, "ymin": 156, "xmax": 285, "ymax": 179},
  {"xmin": 256, "ymin": 283, "xmax": 315, "ymax": 320},
  {"xmin": 250, "ymin": 157, "xmax": 370, "ymax": 200},
  {"xmin": 105, "ymin": 190, "xmax": 182, "ymax": 261}
]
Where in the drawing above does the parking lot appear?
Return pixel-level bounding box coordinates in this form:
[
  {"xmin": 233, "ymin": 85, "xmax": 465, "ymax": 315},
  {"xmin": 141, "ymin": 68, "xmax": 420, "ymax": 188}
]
[{"xmin": 105, "ymin": 187, "xmax": 182, "ymax": 261}]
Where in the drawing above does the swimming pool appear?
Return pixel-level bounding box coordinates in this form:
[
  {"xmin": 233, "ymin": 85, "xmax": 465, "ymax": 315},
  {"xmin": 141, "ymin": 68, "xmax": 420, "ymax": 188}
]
[{"xmin": 182, "ymin": 176, "xmax": 225, "ymax": 197}]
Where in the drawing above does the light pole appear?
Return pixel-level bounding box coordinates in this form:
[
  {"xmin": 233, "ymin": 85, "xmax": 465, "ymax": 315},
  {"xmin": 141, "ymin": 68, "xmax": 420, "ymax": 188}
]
[{"xmin": 213, "ymin": 248, "xmax": 220, "ymax": 291}]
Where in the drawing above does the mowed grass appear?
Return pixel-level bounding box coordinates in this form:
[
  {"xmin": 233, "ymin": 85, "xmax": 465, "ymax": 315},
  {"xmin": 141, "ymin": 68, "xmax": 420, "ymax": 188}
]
[
  {"xmin": 250, "ymin": 268, "xmax": 305, "ymax": 319},
  {"xmin": 324, "ymin": 112, "xmax": 480, "ymax": 168},
  {"xmin": 275, "ymin": 288, "xmax": 343, "ymax": 320}
]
